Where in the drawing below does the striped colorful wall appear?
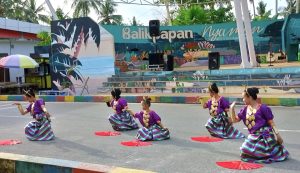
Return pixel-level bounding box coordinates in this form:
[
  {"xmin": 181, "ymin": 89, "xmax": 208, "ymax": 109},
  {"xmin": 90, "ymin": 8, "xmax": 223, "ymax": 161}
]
[
  {"xmin": 0, "ymin": 95, "xmax": 299, "ymax": 106},
  {"xmin": 0, "ymin": 152, "xmax": 154, "ymax": 173}
]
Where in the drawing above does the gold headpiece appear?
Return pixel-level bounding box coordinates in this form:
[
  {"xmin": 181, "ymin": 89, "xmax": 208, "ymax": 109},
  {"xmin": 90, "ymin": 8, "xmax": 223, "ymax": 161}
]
[{"xmin": 23, "ymin": 89, "xmax": 32, "ymax": 97}]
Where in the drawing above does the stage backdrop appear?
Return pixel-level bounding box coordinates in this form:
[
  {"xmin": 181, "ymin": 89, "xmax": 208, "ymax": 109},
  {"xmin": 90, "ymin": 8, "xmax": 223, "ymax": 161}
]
[{"xmin": 102, "ymin": 20, "xmax": 284, "ymax": 73}]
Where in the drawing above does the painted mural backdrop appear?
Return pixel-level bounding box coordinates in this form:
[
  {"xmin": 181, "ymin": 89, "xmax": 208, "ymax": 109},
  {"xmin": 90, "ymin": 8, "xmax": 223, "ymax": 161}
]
[
  {"xmin": 103, "ymin": 20, "xmax": 285, "ymax": 73},
  {"xmin": 50, "ymin": 17, "xmax": 114, "ymax": 95}
]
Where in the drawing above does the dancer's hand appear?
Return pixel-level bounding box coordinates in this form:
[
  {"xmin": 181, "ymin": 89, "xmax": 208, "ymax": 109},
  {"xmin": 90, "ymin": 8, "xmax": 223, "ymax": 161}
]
[
  {"xmin": 122, "ymin": 106, "xmax": 129, "ymax": 112},
  {"xmin": 125, "ymin": 108, "xmax": 134, "ymax": 116},
  {"xmin": 230, "ymin": 101, "xmax": 236, "ymax": 109},
  {"xmin": 276, "ymin": 134, "xmax": 283, "ymax": 145},
  {"xmin": 13, "ymin": 103, "xmax": 21, "ymax": 106},
  {"xmin": 45, "ymin": 111, "xmax": 51, "ymax": 118}
]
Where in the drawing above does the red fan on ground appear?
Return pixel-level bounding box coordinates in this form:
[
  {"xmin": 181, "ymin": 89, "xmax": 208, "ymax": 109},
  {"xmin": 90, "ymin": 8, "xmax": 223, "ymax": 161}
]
[
  {"xmin": 191, "ymin": 136, "xmax": 224, "ymax": 143},
  {"xmin": 0, "ymin": 139, "xmax": 22, "ymax": 146},
  {"xmin": 94, "ymin": 131, "xmax": 121, "ymax": 136},
  {"xmin": 216, "ymin": 160, "xmax": 264, "ymax": 170},
  {"xmin": 121, "ymin": 140, "xmax": 152, "ymax": 147}
]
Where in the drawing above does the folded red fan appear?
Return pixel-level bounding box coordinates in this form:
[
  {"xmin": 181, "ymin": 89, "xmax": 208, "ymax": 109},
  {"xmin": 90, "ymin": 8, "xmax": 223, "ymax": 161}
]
[
  {"xmin": 191, "ymin": 136, "xmax": 223, "ymax": 142},
  {"xmin": 94, "ymin": 131, "xmax": 121, "ymax": 136},
  {"xmin": 121, "ymin": 140, "xmax": 152, "ymax": 147},
  {"xmin": 0, "ymin": 139, "xmax": 22, "ymax": 145},
  {"xmin": 216, "ymin": 160, "xmax": 264, "ymax": 170}
]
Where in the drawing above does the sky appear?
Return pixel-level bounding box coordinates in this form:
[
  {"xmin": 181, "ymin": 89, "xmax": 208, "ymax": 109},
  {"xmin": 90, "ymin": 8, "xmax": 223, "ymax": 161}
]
[{"xmin": 37, "ymin": 0, "xmax": 288, "ymax": 25}]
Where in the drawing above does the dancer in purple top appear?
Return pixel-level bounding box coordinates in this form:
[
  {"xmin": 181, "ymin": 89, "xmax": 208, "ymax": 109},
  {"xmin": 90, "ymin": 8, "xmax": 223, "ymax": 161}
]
[
  {"xmin": 203, "ymin": 83, "xmax": 245, "ymax": 139},
  {"xmin": 107, "ymin": 88, "xmax": 138, "ymax": 131},
  {"xmin": 230, "ymin": 87, "xmax": 289, "ymax": 163},
  {"xmin": 14, "ymin": 89, "xmax": 54, "ymax": 141},
  {"xmin": 127, "ymin": 97, "xmax": 170, "ymax": 141}
]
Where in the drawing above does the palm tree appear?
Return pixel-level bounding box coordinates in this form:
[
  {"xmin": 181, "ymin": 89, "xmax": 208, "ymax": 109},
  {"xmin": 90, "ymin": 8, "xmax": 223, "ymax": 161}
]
[
  {"xmin": 132, "ymin": 16, "xmax": 137, "ymax": 26},
  {"xmin": 0, "ymin": 0, "xmax": 25, "ymax": 20},
  {"xmin": 285, "ymin": 0, "xmax": 296, "ymax": 15},
  {"xmin": 255, "ymin": 1, "xmax": 271, "ymax": 20},
  {"xmin": 249, "ymin": 0, "xmax": 256, "ymax": 18},
  {"xmin": 56, "ymin": 8, "xmax": 70, "ymax": 20},
  {"xmin": 99, "ymin": 0, "xmax": 122, "ymax": 25},
  {"xmin": 23, "ymin": 0, "xmax": 50, "ymax": 24},
  {"xmin": 297, "ymin": 0, "xmax": 300, "ymax": 13},
  {"xmin": 72, "ymin": 0, "xmax": 101, "ymax": 18}
]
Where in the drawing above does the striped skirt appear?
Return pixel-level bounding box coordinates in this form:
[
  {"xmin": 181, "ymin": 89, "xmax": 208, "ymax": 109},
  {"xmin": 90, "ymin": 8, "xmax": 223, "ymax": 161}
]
[
  {"xmin": 205, "ymin": 112, "xmax": 245, "ymax": 139},
  {"xmin": 241, "ymin": 126, "xmax": 289, "ymax": 163},
  {"xmin": 108, "ymin": 111, "xmax": 139, "ymax": 131},
  {"xmin": 25, "ymin": 113, "xmax": 54, "ymax": 141},
  {"xmin": 137, "ymin": 124, "xmax": 170, "ymax": 141}
]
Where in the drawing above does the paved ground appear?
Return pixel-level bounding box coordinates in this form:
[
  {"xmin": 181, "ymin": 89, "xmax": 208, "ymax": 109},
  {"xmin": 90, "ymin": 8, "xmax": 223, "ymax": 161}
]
[{"xmin": 0, "ymin": 101, "xmax": 299, "ymax": 173}]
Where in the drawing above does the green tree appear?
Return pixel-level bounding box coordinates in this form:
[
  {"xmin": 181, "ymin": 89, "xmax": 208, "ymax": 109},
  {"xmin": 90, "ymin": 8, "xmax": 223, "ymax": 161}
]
[
  {"xmin": 172, "ymin": 5, "xmax": 233, "ymax": 25},
  {"xmin": 0, "ymin": 0, "xmax": 50, "ymax": 24},
  {"xmin": 56, "ymin": 8, "xmax": 69, "ymax": 20},
  {"xmin": 99, "ymin": 0, "xmax": 122, "ymax": 25},
  {"xmin": 37, "ymin": 31, "xmax": 51, "ymax": 46},
  {"xmin": 23, "ymin": 0, "xmax": 50, "ymax": 24},
  {"xmin": 0, "ymin": 0, "xmax": 26, "ymax": 21},
  {"xmin": 254, "ymin": 1, "xmax": 271, "ymax": 21},
  {"xmin": 278, "ymin": 0, "xmax": 296, "ymax": 17},
  {"xmin": 72, "ymin": 0, "xmax": 101, "ymax": 18},
  {"xmin": 286, "ymin": 0, "xmax": 296, "ymax": 14},
  {"xmin": 173, "ymin": 6, "xmax": 209, "ymax": 25},
  {"xmin": 209, "ymin": 4, "xmax": 234, "ymax": 23}
]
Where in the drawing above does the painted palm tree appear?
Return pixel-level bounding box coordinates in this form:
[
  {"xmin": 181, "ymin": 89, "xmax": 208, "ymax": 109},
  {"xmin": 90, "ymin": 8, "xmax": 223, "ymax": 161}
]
[
  {"xmin": 72, "ymin": 0, "xmax": 101, "ymax": 18},
  {"xmin": 51, "ymin": 17, "xmax": 101, "ymax": 93},
  {"xmin": 99, "ymin": 0, "xmax": 122, "ymax": 25}
]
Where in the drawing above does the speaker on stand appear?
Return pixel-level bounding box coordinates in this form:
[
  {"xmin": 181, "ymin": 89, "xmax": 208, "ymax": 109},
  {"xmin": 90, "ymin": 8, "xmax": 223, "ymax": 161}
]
[
  {"xmin": 149, "ymin": 20, "xmax": 160, "ymax": 37},
  {"xmin": 208, "ymin": 52, "xmax": 220, "ymax": 70}
]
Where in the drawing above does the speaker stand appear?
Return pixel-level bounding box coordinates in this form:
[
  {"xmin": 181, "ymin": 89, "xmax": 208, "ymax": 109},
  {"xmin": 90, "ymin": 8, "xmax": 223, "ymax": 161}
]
[
  {"xmin": 268, "ymin": 56, "xmax": 273, "ymax": 67},
  {"xmin": 152, "ymin": 37, "xmax": 156, "ymax": 44}
]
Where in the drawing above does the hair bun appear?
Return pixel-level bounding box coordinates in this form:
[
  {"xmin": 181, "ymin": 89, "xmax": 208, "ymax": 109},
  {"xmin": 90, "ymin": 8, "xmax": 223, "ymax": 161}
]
[
  {"xmin": 253, "ymin": 87, "xmax": 259, "ymax": 94},
  {"xmin": 143, "ymin": 96, "xmax": 151, "ymax": 101}
]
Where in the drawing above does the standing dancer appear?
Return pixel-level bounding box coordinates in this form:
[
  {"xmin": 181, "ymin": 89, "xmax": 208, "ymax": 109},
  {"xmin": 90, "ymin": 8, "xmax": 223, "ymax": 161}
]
[
  {"xmin": 230, "ymin": 87, "xmax": 289, "ymax": 163},
  {"xmin": 14, "ymin": 89, "xmax": 54, "ymax": 141},
  {"xmin": 107, "ymin": 88, "xmax": 138, "ymax": 131},
  {"xmin": 127, "ymin": 97, "xmax": 170, "ymax": 141},
  {"xmin": 203, "ymin": 83, "xmax": 245, "ymax": 139}
]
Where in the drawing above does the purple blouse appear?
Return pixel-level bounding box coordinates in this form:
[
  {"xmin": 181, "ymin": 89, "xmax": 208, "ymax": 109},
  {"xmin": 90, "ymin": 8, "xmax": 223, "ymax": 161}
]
[
  {"xmin": 134, "ymin": 111, "xmax": 161, "ymax": 127},
  {"xmin": 110, "ymin": 98, "xmax": 127, "ymax": 114},
  {"xmin": 26, "ymin": 99, "xmax": 45, "ymax": 115},
  {"xmin": 238, "ymin": 104, "xmax": 274, "ymax": 134},
  {"xmin": 206, "ymin": 97, "xmax": 230, "ymax": 115}
]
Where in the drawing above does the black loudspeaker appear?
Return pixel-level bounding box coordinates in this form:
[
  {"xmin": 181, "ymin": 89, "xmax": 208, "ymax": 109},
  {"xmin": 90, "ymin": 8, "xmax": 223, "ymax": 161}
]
[
  {"xmin": 149, "ymin": 53, "xmax": 164, "ymax": 65},
  {"xmin": 208, "ymin": 52, "xmax": 220, "ymax": 70},
  {"xmin": 149, "ymin": 20, "xmax": 160, "ymax": 37},
  {"xmin": 0, "ymin": 53, "xmax": 8, "ymax": 58},
  {"xmin": 166, "ymin": 55, "xmax": 174, "ymax": 71}
]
